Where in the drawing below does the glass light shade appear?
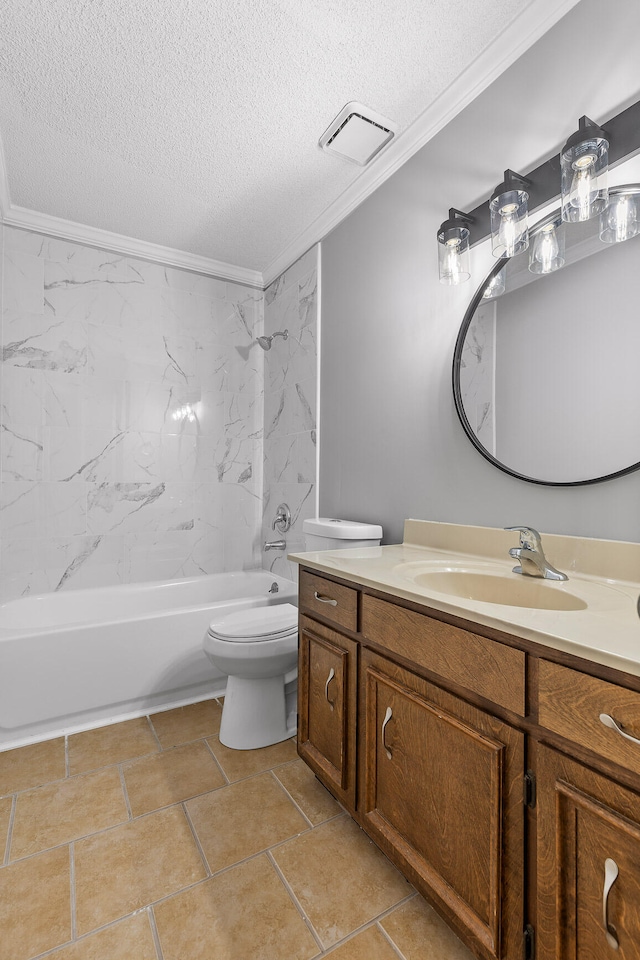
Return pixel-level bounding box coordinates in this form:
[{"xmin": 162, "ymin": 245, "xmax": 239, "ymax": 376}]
[
  {"xmin": 482, "ymin": 266, "xmax": 506, "ymax": 298},
  {"xmin": 561, "ymin": 133, "xmax": 608, "ymax": 223},
  {"xmin": 599, "ymin": 193, "xmax": 639, "ymax": 243},
  {"xmin": 528, "ymin": 221, "xmax": 565, "ymax": 274},
  {"xmin": 490, "ymin": 189, "xmax": 529, "ymax": 258},
  {"xmin": 438, "ymin": 224, "xmax": 470, "ymax": 284}
]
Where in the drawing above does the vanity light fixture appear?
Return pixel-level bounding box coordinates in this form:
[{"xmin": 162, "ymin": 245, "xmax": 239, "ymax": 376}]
[
  {"xmin": 560, "ymin": 116, "xmax": 609, "ymax": 223},
  {"xmin": 481, "ymin": 265, "xmax": 506, "ymax": 298},
  {"xmin": 437, "ymin": 208, "xmax": 474, "ymax": 284},
  {"xmin": 528, "ymin": 219, "xmax": 565, "ymax": 274},
  {"xmin": 490, "ymin": 170, "xmax": 531, "ymax": 258},
  {"xmin": 599, "ymin": 191, "xmax": 639, "ymax": 244}
]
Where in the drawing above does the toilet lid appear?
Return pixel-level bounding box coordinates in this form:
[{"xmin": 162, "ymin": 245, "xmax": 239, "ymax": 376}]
[{"xmin": 207, "ymin": 602, "xmax": 298, "ymax": 642}]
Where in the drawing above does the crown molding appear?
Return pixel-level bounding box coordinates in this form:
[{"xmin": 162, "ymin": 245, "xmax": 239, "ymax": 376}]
[
  {"xmin": 261, "ymin": 0, "xmax": 581, "ymax": 287},
  {"xmin": 2, "ymin": 205, "xmax": 264, "ymax": 288}
]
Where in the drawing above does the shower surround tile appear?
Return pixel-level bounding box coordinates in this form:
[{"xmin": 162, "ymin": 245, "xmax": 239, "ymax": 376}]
[{"xmin": 1, "ymin": 224, "xmax": 265, "ymax": 600}]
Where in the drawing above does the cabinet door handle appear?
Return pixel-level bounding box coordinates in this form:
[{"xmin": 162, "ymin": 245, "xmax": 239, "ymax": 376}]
[
  {"xmin": 325, "ymin": 667, "xmax": 336, "ymax": 709},
  {"xmin": 603, "ymin": 857, "xmax": 619, "ymax": 950},
  {"xmin": 382, "ymin": 706, "xmax": 393, "ymax": 759},
  {"xmin": 600, "ymin": 713, "xmax": 640, "ymax": 747},
  {"xmin": 314, "ymin": 591, "xmax": 338, "ymax": 606}
]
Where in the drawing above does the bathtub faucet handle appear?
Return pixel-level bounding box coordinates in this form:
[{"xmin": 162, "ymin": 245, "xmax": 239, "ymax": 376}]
[
  {"xmin": 269, "ymin": 582, "xmax": 279, "ymax": 593},
  {"xmin": 272, "ymin": 503, "xmax": 292, "ymax": 532}
]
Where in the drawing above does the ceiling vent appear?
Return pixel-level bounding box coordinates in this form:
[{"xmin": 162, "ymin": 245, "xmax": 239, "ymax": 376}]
[{"xmin": 319, "ymin": 102, "xmax": 397, "ymax": 165}]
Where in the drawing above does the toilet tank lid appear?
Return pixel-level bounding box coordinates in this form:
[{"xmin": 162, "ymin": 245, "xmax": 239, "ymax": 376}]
[
  {"xmin": 208, "ymin": 602, "xmax": 298, "ymax": 641},
  {"xmin": 303, "ymin": 518, "xmax": 383, "ymax": 540}
]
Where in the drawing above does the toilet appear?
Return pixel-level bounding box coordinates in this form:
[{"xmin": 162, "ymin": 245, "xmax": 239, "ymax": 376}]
[{"xmin": 203, "ymin": 518, "xmax": 382, "ymax": 750}]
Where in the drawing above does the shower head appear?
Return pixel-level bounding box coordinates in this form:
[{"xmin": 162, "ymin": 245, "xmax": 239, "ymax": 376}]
[{"xmin": 257, "ymin": 330, "xmax": 288, "ymax": 351}]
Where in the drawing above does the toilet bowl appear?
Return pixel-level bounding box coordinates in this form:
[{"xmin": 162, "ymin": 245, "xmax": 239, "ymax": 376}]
[{"xmin": 203, "ymin": 603, "xmax": 299, "ymax": 750}]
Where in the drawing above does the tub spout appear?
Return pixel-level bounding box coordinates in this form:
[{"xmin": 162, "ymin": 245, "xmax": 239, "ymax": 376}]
[{"xmin": 264, "ymin": 540, "xmax": 286, "ymax": 552}]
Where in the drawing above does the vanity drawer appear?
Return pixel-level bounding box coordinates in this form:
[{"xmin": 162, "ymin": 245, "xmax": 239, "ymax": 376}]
[
  {"xmin": 299, "ymin": 570, "xmax": 358, "ymax": 632},
  {"xmin": 361, "ymin": 595, "xmax": 526, "ymax": 716},
  {"xmin": 539, "ymin": 659, "xmax": 640, "ymax": 776}
]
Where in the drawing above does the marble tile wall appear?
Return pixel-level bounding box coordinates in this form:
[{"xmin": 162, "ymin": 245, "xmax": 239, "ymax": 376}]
[
  {"xmin": 262, "ymin": 247, "xmax": 318, "ymax": 581},
  {"xmin": 0, "ymin": 226, "xmax": 264, "ymax": 601}
]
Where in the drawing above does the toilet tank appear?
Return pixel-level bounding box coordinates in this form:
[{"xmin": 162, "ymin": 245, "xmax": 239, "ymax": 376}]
[{"xmin": 302, "ymin": 518, "xmax": 382, "ymax": 551}]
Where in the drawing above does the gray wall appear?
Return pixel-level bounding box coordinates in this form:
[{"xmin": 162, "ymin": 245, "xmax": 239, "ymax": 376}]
[{"xmin": 320, "ymin": 0, "xmax": 640, "ymax": 546}]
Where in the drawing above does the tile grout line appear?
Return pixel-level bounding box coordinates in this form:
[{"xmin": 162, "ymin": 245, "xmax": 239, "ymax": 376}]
[
  {"xmin": 145, "ymin": 714, "xmax": 164, "ymax": 751},
  {"xmin": 70, "ymin": 842, "xmax": 77, "ymax": 941},
  {"xmin": 266, "ymin": 849, "xmax": 324, "ymax": 953},
  {"xmin": 376, "ymin": 919, "xmax": 410, "ymax": 960},
  {"xmin": 118, "ymin": 764, "xmax": 134, "ymax": 820},
  {"xmin": 147, "ymin": 905, "xmax": 166, "ymax": 960},
  {"xmin": 181, "ymin": 801, "xmax": 212, "ymax": 877},
  {"xmin": 3, "ymin": 795, "xmax": 16, "ymax": 865},
  {"xmin": 203, "ymin": 737, "xmax": 230, "ymax": 784},
  {"xmin": 64, "ymin": 734, "xmax": 70, "ymax": 778},
  {"xmin": 269, "ymin": 769, "xmax": 315, "ymax": 829}
]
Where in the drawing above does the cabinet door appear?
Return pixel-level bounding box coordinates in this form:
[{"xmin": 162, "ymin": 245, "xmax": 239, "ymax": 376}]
[
  {"xmin": 360, "ymin": 651, "xmax": 524, "ymax": 960},
  {"xmin": 297, "ymin": 616, "xmax": 357, "ymax": 810},
  {"xmin": 537, "ymin": 744, "xmax": 640, "ymax": 960}
]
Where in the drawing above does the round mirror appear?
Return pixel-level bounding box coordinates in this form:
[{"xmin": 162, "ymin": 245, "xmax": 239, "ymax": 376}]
[{"xmin": 452, "ymin": 185, "xmax": 640, "ymax": 485}]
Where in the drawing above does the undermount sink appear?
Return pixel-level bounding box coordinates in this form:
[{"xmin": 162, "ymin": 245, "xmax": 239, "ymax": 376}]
[{"xmin": 395, "ymin": 563, "xmax": 587, "ymax": 611}]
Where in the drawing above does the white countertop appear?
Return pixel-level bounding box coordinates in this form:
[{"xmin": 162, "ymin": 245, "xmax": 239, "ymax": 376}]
[{"xmin": 290, "ymin": 520, "xmax": 640, "ymax": 678}]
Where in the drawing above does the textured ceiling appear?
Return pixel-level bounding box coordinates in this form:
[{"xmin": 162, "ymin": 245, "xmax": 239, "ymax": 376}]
[{"xmin": 1, "ymin": 0, "xmax": 561, "ymax": 274}]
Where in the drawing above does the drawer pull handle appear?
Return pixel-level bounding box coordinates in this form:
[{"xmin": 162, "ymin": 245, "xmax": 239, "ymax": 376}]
[
  {"xmin": 603, "ymin": 857, "xmax": 619, "ymax": 950},
  {"xmin": 314, "ymin": 591, "xmax": 338, "ymax": 606},
  {"xmin": 382, "ymin": 706, "xmax": 393, "ymax": 759},
  {"xmin": 600, "ymin": 713, "xmax": 640, "ymax": 747},
  {"xmin": 325, "ymin": 667, "xmax": 336, "ymax": 709}
]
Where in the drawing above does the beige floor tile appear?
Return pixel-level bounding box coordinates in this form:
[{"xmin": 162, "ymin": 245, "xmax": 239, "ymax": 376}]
[
  {"xmin": 272, "ymin": 815, "xmax": 412, "ymax": 949},
  {"xmin": 0, "ymin": 845, "xmax": 71, "ymax": 960},
  {"xmin": 325, "ymin": 925, "xmax": 402, "ymax": 959},
  {"xmin": 380, "ymin": 896, "xmax": 474, "ymax": 960},
  {"xmin": 150, "ymin": 699, "xmax": 222, "ymax": 748},
  {"xmin": 1, "ymin": 796, "xmax": 12, "ymax": 859},
  {"xmin": 274, "ymin": 758, "xmax": 342, "ymax": 825},
  {"xmin": 155, "ymin": 853, "xmax": 319, "ymax": 960},
  {"xmin": 10, "ymin": 767, "xmax": 128, "ymax": 860},
  {"xmin": 206, "ymin": 735, "xmax": 297, "ymax": 781},
  {"xmin": 68, "ymin": 718, "xmax": 159, "ymax": 775},
  {"xmin": 74, "ymin": 805, "xmax": 206, "ymax": 935},
  {"xmin": 187, "ymin": 771, "xmax": 308, "ymax": 873},
  {"xmin": 46, "ymin": 911, "xmax": 158, "ymax": 960},
  {"xmin": 123, "ymin": 740, "xmax": 227, "ymax": 817},
  {"xmin": 0, "ymin": 737, "xmax": 65, "ymax": 796}
]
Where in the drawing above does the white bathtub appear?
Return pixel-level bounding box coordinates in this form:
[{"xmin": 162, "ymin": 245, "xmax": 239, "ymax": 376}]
[{"xmin": 0, "ymin": 571, "xmax": 297, "ymax": 751}]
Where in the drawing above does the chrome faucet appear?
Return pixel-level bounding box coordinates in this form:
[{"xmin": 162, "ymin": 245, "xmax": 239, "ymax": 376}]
[
  {"xmin": 264, "ymin": 539, "xmax": 286, "ymax": 552},
  {"xmin": 505, "ymin": 526, "xmax": 568, "ymax": 581}
]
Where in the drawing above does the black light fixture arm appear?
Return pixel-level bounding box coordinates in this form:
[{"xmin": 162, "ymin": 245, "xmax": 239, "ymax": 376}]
[{"xmin": 461, "ymin": 98, "xmax": 640, "ymax": 248}]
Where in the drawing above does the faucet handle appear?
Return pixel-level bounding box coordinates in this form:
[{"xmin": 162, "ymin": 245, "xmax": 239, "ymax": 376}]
[{"xmin": 504, "ymin": 525, "xmax": 543, "ymax": 552}]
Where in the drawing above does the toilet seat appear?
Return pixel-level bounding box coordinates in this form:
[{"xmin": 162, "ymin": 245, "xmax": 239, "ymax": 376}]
[{"xmin": 207, "ymin": 602, "xmax": 298, "ymax": 643}]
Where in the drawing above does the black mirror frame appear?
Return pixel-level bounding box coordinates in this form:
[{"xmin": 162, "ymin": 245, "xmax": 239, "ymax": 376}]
[{"xmin": 452, "ymin": 245, "xmax": 640, "ymax": 487}]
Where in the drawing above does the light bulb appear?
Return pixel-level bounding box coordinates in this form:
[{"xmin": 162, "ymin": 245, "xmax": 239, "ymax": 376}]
[
  {"xmin": 498, "ymin": 203, "xmax": 521, "ymax": 257},
  {"xmin": 571, "ymin": 153, "xmax": 598, "ymax": 221},
  {"xmin": 538, "ymin": 225, "xmax": 559, "ymax": 273},
  {"xmin": 443, "ymin": 238, "xmax": 462, "ymax": 282}
]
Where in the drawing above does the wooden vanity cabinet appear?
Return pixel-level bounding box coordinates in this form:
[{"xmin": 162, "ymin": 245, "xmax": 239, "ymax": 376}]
[
  {"xmin": 297, "ymin": 567, "xmax": 640, "ymax": 960},
  {"xmin": 297, "ymin": 614, "xmax": 358, "ymax": 811},
  {"xmin": 360, "ymin": 649, "xmax": 525, "ymax": 960},
  {"xmin": 536, "ymin": 744, "xmax": 640, "ymax": 960}
]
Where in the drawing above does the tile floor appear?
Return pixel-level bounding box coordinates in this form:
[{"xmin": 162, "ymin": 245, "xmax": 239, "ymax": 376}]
[{"xmin": 0, "ymin": 699, "xmax": 474, "ymax": 960}]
